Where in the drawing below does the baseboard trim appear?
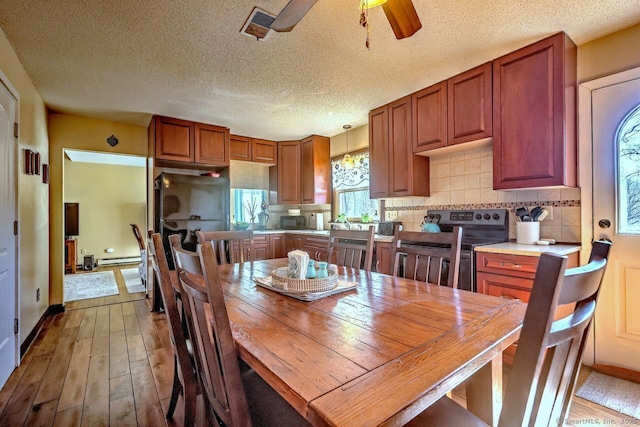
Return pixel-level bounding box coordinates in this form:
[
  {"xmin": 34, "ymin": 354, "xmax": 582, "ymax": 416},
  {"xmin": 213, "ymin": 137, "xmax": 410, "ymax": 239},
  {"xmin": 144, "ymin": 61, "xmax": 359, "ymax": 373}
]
[
  {"xmin": 19, "ymin": 304, "xmax": 66, "ymax": 358},
  {"xmin": 592, "ymin": 363, "xmax": 640, "ymax": 384}
]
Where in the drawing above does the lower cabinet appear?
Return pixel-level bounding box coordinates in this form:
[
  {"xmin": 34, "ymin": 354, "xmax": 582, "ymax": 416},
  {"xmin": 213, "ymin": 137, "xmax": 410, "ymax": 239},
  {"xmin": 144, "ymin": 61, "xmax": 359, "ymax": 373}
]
[
  {"xmin": 375, "ymin": 242, "xmax": 394, "ymax": 275},
  {"xmin": 476, "ymin": 250, "xmax": 579, "ymax": 364},
  {"xmin": 302, "ymin": 236, "xmax": 329, "ymax": 262},
  {"xmin": 253, "ymin": 235, "xmax": 269, "ymax": 261},
  {"xmin": 270, "ymin": 233, "xmax": 287, "ymax": 259}
]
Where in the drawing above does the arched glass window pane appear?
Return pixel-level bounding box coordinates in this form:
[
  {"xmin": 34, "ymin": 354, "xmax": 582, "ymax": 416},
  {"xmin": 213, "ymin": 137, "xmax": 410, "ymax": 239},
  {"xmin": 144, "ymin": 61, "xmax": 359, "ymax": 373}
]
[{"xmin": 617, "ymin": 104, "xmax": 640, "ymax": 234}]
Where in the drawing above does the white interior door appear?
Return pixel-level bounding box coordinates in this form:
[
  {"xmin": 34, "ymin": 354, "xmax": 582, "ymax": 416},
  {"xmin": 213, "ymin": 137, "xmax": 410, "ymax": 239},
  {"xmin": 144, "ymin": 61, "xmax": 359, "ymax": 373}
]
[
  {"xmin": 0, "ymin": 80, "xmax": 18, "ymax": 389},
  {"xmin": 591, "ymin": 75, "xmax": 640, "ymax": 372}
]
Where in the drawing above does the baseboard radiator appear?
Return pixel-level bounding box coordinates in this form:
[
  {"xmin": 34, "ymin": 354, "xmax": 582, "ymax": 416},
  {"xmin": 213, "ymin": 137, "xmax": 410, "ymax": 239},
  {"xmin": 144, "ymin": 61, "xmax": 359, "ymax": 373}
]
[{"xmin": 98, "ymin": 256, "xmax": 141, "ymax": 266}]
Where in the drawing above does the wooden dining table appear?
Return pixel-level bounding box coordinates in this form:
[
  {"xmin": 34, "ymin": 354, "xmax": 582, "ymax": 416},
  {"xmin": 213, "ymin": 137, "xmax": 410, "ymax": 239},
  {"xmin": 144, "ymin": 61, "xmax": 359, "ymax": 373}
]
[{"xmin": 215, "ymin": 258, "xmax": 527, "ymax": 426}]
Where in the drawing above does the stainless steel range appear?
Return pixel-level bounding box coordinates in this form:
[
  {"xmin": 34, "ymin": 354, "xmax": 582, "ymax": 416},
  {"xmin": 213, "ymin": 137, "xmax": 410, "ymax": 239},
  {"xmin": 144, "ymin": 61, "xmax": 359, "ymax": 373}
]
[{"xmin": 423, "ymin": 209, "xmax": 510, "ymax": 292}]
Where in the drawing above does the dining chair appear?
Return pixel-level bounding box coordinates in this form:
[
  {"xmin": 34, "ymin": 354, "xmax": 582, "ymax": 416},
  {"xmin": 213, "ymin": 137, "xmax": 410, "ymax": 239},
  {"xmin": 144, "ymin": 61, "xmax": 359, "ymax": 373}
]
[
  {"xmin": 130, "ymin": 223, "xmax": 148, "ymax": 286},
  {"xmin": 406, "ymin": 240, "xmax": 612, "ymax": 426},
  {"xmin": 195, "ymin": 230, "xmax": 255, "ymax": 264},
  {"xmin": 327, "ymin": 226, "xmax": 376, "ymax": 272},
  {"xmin": 178, "ymin": 241, "xmax": 310, "ymax": 427},
  {"xmin": 148, "ymin": 233, "xmax": 198, "ymax": 427},
  {"xmin": 392, "ymin": 226, "xmax": 463, "ymax": 288}
]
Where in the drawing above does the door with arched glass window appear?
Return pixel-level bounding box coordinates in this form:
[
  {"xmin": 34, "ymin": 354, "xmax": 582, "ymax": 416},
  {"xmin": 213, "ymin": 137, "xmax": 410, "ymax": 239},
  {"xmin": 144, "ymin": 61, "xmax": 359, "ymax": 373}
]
[{"xmin": 591, "ymin": 73, "xmax": 640, "ymax": 373}]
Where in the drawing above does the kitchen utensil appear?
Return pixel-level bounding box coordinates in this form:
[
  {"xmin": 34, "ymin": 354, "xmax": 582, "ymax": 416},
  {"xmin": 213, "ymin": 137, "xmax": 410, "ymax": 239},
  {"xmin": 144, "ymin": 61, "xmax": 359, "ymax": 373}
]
[
  {"xmin": 535, "ymin": 208, "xmax": 549, "ymax": 222},
  {"xmin": 515, "ymin": 207, "xmax": 530, "ymax": 221}
]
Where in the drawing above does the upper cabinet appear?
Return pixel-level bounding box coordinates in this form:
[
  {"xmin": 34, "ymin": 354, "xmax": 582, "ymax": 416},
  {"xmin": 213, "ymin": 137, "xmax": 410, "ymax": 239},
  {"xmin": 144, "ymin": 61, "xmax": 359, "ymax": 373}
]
[
  {"xmin": 301, "ymin": 135, "xmax": 331, "ymax": 204},
  {"xmin": 493, "ymin": 32, "xmax": 577, "ymax": 189},
  {"xmin": 152, "ymin": 115, "xmax": 229, "ymax": 167},
  {"xmin": 412, "ymin": 62, "xmax": 492, "ymax": 153},
  {"xmin": 276, "ymin": 140, "xmax": 301, "ymax": 205},
  {"xmin": 370, "ymin": 96, "xmax": 430, "ymax": 199},
  {"xmin": 273, "ymin": 136, "xmax": 330, "ymax": 205},
  {"xmin": 230, "ymin": 135, "xmax": 277, "ymax": 164}
]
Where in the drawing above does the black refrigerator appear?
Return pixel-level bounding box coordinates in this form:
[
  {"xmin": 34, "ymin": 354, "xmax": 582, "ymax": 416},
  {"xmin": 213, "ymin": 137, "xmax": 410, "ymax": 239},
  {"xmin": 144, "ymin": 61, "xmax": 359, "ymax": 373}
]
[{"xmin": 154, "ymin": 172, "xmax": 230, "ymax": 267}]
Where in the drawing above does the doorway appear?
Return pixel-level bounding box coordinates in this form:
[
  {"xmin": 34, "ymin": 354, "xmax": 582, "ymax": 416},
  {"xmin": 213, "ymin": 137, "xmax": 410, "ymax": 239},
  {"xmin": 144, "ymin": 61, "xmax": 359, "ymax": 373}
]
[
  {"xmin": 62, "ymin": 149, "xmax": 147, "ymax": 307},
  {"xmin": 0, "ymin": 78, "xmax": 18, "ymax": 389},
  {"xmin": 581, "ymin": 67, "xmax": 640, "ymax": 374}
]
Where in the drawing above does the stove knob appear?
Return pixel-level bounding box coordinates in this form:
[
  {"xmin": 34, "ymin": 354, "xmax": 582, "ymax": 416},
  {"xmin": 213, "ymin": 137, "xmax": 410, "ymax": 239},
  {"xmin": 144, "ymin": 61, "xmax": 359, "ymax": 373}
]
[
  {"xmin": 484, "ymin": 214, "xmax": 491, "ymax": 220},
  {"xmin": 493, "ymin": 213, "xmax": 500, "ymax": 220},
  {"xmin": 475, "ymin": 213, "xmax": 482, "ymax": 220}
]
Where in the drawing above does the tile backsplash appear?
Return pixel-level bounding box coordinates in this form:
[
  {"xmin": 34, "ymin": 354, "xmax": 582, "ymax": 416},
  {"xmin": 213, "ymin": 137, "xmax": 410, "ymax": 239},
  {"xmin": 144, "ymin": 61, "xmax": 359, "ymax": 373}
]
[{"xmin": 384, "ymin": 145, "xmax": 581, "ymax": 243}]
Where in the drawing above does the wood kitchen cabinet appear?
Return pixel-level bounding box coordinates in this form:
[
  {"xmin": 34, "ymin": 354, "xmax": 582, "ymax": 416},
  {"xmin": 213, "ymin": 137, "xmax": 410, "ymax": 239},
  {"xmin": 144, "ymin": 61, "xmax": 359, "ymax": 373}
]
[
  {"xmin": 270, "ymin": 233, "xmax": 287, "ymax": 259},
  {"xmin": 476, "ymin": 250, "xmax": 579, "ymax": 364},
  {"xmin": 492, "ymin": 32, "xmax": 577, "ymax": 189},
  {"xmin": 301, "ymin": 135, "xmax": 331, "ymax": 204},
  {"xmin": 276, "ymin": 140, "xmax": 302, "ymax": 204},
  {"xmin": 230, "ymin": 135, "xmax": 277, "ymax": 164},
  {"xmin": 302, "ymin": 235, "xmax": 329, "ymax": 262},
  {"xmin": 375, "ymin": 241, "xmax": 394, "ymax": 275},
  {"xmin": 273, "ymin": 136, "xmax": 330, "ymax": 205},
  {"xmin": 370, "ymin": 97, "xmax": 430, "ymax": 198},
  {"xmin": 286, "ymin": 234, "xmax": 303, "ymax": 253},
  {"xmin": 411, "ymin": 62, "xmax": 492, "ymax": 153},
  {"xmin": 152, "ymin": 115, "xmax": 229, "ymax": 167}
]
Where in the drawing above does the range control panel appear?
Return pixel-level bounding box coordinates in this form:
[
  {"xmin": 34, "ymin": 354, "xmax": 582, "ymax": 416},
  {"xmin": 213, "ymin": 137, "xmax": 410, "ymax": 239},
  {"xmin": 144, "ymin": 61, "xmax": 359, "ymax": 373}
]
[{"xmin": 426, "ymin": 209, "xmax": 508, "ymax": 226}]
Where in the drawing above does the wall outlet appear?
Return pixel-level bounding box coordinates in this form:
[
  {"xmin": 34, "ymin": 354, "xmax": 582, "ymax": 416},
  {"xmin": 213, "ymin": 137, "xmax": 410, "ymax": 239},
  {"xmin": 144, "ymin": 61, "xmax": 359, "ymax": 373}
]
[
  {"xmin": 80, "ymin": 248, "xmax": 86, "ymax": 254},
  {"xmin": 386, "ymin": 210, "xmax": 398, "ymax": 220}
]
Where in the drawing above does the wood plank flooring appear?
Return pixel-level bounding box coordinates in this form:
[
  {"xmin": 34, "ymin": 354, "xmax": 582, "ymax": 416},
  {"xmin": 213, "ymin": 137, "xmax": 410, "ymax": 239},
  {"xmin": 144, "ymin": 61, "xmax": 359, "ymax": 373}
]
[{"xmin": 0, "ymin": 265, "xmax": 634, "ymax": 426}]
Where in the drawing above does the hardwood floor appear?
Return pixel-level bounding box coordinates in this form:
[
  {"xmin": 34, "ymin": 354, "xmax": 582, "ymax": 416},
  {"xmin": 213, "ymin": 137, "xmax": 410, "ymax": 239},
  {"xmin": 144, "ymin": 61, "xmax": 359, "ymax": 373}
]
[{"xmin": 0, "ymin": 265, "xmax": 634, "ymax": 426}]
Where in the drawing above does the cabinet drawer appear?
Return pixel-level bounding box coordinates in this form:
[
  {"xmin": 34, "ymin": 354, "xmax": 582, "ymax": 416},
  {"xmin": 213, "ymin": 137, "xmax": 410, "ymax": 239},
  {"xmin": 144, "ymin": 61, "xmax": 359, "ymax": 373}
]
[
  {"xmin": 477, "ymin": 272, "xmax": 533, "ymax": 302},
  {"xmin": 252, "ymin": 235, "xmax": 269, "ymax": 246},
  {"xmin": 476, "ymin": 252, "xmax": 539, "ymax": 279}
]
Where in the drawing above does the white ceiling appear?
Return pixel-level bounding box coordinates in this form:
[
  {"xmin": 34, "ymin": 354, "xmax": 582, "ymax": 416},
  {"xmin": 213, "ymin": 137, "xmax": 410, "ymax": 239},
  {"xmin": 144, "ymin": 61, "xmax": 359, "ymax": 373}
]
[{"xmin": 1, "ymin": 1, "xmax": 639, "ymax": 141}]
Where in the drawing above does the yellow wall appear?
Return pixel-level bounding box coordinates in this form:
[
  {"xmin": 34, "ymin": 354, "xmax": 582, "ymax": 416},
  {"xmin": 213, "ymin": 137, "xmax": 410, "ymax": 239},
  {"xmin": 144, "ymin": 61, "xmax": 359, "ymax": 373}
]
[
  {"xmin": 578, "ymin": 23, "xmax": 640, "ymax": 83},
  {"xmin": 0, "ymin": 28, "xmax": 50, "ymax": 344},
  {"xmin": 49, "ymin": 113, "xmax": 147, "ymax": 305},
  {"xmin": 64, "ymin": 159, "xmax": 146, "ymax": 264}
]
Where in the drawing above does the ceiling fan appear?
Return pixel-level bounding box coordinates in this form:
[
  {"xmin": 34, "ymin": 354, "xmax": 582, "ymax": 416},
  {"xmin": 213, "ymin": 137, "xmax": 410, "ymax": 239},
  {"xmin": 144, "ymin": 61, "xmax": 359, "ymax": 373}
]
[{"xmin": 270, "ymin": 0, "xmax": 422, "ymax": 39}]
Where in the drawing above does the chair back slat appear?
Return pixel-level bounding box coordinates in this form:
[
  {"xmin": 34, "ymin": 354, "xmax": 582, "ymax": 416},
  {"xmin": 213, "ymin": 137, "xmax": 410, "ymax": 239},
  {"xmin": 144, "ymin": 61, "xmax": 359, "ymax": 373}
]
[
  {"xmin": 196, "ymin": 230, "xmax": 255, "ymax": 264},
  {"xmin": 148, "ymin": 233, "xmax": 198, "ymax": 421},
  {"xmin": 130, "ymin": 224, "xmax": 146, "ymax": 251},
  {"xmin": 327, "ymin": 226, "xmax": 375, "ymax": 272},
  {"xmin": 178, "ymin": 242, "xmax": 252, "ymax": 427},
  {"xmin": 392, "ymin": 226, "xmax": 462, "ymax": 288},
  {"xmin": 499, "ymin": 240, "xmax": 611, "ymax": 427}
]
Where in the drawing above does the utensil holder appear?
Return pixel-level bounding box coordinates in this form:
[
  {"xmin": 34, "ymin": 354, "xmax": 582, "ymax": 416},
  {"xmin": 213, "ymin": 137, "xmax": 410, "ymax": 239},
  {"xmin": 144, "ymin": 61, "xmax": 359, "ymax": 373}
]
[{"xmin": 516, "ymin": 221, "xmax": 540, "ymax": 245}]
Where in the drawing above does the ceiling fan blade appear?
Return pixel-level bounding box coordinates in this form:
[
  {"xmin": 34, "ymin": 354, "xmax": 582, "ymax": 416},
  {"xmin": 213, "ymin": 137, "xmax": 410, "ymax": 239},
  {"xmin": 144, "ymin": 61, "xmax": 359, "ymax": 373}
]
[
  {"xmin": 382, "ymin": 0, "xmax": 422, "ymax": 39},
  {"xmin": 270, "ymin": 0, "xmax": 318, "ymax": 32}
]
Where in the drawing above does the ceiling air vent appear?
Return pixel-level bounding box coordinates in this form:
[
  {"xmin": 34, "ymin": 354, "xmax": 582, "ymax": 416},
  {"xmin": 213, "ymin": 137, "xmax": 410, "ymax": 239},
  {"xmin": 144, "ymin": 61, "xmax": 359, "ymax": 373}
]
[{"xmin": 241, "ymin": 7, "xmax": 276, "ymax": 41}]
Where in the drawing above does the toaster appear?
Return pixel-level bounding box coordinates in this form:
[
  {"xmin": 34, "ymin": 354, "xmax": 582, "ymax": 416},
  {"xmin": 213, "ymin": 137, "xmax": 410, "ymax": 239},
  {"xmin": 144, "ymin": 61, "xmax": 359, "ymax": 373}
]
[{"xmin": 377, "ymin": 221, "xmax": 402, "ymax": 236}]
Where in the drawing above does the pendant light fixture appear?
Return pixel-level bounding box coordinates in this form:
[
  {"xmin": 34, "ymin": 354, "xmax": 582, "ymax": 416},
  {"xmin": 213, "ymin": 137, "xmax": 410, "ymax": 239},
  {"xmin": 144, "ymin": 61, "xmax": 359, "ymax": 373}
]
[{"xmin": 341, "ymin": 124, "xmax": 355, "ymax": 170}]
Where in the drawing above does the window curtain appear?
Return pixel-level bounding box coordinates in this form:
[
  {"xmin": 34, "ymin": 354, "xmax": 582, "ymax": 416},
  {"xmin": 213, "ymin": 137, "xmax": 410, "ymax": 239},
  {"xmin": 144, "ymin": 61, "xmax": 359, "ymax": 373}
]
[{"xmin": 331, "ymin": 152, "xmax": 370, "ymax": 190}]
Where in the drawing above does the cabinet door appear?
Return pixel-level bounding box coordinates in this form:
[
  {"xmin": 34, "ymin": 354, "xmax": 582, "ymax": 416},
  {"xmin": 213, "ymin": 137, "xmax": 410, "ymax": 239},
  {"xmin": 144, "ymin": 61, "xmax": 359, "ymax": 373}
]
[
  {"xmin": 411, "ymin": 81, "xmax": 447, "ymax": 152},
  {"xmin": 389, "ymin": 96, "xmax": 414, "ymax": 196},
  {"xmin": 448, "ymin": 62, "xmax": 493, "ymax": 145},
  {"xmin": 277, "ymin": 141, "xmax": 301, "ymax": 204},
  {"xmin": 230, "ymin": 135, "xmax": 251, "ymax": 161},
  {"xmin": 369, "ymin": 105, "xmax": 390, "ymax": 199},
  {"xmin": 155, "ymin": 116, "xmax": 194, "ymax": 162},
  {"xmin": 301, "ymin": 136, "xmax": 330, "ymax": 204},
  {"xmin": 375, "ymin": 242, "xmax": 393, "ymax": 275},
  {"xmin": 285, "ymin": 234, "xmax": 303, "ymax": 252},
  {"xmin": 194, "ymin": 123, "xmax": 229, "ymax": 166},
  {"xmin": 270, "ymin": 234, "xmax": 287, "ymax": 259},
  {"xmin": 251, "ymin": 139, "xmax": 277, "ymax": 164},
  {"xmin": 493, "ymin": 32, "xmax": 577, "ymax": 189}
]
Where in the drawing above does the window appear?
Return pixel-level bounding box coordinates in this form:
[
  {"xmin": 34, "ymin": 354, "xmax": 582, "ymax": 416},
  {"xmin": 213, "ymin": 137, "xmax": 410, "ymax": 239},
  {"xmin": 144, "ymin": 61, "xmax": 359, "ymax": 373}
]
[
  {"xmin": 231, "ymin": 189, "xmax": 267, "ymax": 223},
  {"xmin": 331, "ymin": 152, "xmax": 380, "ymax": 221},
  {"xmin": 617, "ymin": 104, "xmax": 640, "ymax": 234}
]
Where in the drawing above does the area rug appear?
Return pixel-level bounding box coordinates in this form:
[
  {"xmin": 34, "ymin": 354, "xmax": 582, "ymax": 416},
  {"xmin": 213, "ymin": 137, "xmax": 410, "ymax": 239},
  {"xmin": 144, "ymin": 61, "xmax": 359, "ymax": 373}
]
[
  {"xmin": 121, "ymin": 267, "xmax": 146, "ymax": 294},
  {"xmin": 64, "ymin": 271, "xmax": 119, "ymax": 302},
  {"xmin": 576, "ymin": 371, "xmax": 640, "ymax": 419}
]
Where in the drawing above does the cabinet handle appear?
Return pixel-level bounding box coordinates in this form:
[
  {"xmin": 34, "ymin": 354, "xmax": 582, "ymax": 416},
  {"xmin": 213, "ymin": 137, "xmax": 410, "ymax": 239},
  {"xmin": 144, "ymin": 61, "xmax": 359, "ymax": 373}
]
[
  {"xmin": 500, "ymin": 294, "xmax": 521, "ymax": 302},
  {"xmin": 500, "ymin": 262, "xmax": 522, "ymax": 268}
]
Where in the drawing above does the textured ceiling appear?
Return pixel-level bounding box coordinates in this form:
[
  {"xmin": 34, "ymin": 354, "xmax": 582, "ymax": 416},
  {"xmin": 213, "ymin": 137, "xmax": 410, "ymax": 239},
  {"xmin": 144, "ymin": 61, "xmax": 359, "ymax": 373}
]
[{"xmin": 1, "ymin": 0, "xmax": 639, "ymax": 140}]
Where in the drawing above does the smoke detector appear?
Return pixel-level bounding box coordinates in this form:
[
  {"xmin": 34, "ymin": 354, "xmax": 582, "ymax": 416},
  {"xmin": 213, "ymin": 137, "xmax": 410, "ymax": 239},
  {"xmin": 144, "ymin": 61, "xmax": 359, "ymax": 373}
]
[{"xmin": 241, "ymin": 7, "xmax": 276, "ymax": 41}]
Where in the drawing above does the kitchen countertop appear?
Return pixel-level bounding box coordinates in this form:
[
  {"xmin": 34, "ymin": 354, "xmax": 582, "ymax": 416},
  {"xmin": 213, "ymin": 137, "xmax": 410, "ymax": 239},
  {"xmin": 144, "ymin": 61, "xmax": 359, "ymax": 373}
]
[
  {"xmin": 252, "ymin": 229, "xmax": 395, "ymax": 243},
  {"xmin": 475, "ymin": 241, "xmax": 581, "ymax": 256}
]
